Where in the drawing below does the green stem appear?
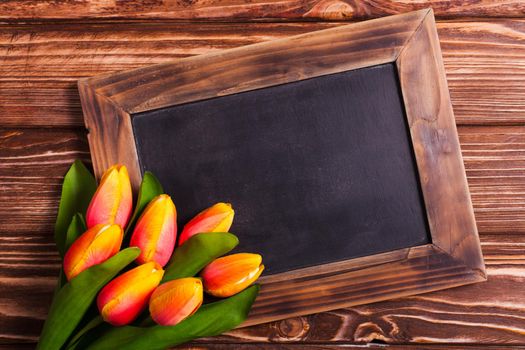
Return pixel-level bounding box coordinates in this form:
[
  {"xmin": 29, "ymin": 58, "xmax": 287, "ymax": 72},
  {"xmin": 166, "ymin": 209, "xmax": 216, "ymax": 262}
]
[{"xmin": 66, "ymin": 315, "xmax": 104, "ymax": 349}]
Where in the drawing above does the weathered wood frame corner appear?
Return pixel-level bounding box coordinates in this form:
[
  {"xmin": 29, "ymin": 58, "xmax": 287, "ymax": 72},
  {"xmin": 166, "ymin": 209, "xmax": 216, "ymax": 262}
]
[{"xmin": 78, "ymin": 8, "xmax": 486, "ymax": 327}]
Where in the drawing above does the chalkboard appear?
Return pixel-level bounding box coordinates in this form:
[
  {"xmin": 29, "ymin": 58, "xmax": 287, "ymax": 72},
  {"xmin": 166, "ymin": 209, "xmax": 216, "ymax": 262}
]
[{"xmin": 132, "ymin": 63, "xmax": 431, "ymax": 275}]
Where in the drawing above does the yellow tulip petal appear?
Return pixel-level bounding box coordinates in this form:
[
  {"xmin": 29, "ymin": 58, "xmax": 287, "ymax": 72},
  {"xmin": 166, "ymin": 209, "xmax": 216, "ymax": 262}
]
[
  {"xmin": 63, "ymin": 224, "xmax": 123, "ymax": 281},
  {"xmin": 178, "ymin": 203, "xmax": 234, "ymax": 246},
  {"xmin": 130, "ymin": 194, "xmax": 177, "ymax": 267},
  {"xmin": 97, "ymin": 262, "xmax": 164, "ymax": 326},
  {"xmin": 149, "ymin": 278, "xmax": 203, "ymax": 326},
  {"xmin": 201, "ymin": 253, "xmax": 263, "ymax": 297},
  {"xmin": 86, "ymin": 164, "xmax": 133, "ymax": 229}
]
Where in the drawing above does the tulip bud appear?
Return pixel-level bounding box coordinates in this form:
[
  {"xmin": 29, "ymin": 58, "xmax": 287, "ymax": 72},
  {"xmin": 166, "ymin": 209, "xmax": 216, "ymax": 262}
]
[
  {"xmin": 149, "ymin": 278, "xmax": 203, "ymax": 326},
  {"xmin": 201, "ymin": 253, "xmax": 264, "ymax": 298},
  {"xmin": 86, "ymin": 164, "xmax": 133, "ymax": 229},
  {"xmin": 97, "ymin": 262, "xmax": 164, "ymax": 326},
  {"xmin": 178, "ymin": 203, "xmax": 234, "ymax": 246},
  {"xmin": 63, "ymin": 224, "xmax": 123, "ymax": 281},
  {"xmin": 130, "ymin": 194, "xmax": 177, "ymax": 267}
]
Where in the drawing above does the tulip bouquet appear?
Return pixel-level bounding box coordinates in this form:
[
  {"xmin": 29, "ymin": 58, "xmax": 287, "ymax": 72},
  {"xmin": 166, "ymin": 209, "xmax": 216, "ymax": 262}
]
[{"xmin": 37, "ymin": 161, "xmax": 263, "ymax": 350}]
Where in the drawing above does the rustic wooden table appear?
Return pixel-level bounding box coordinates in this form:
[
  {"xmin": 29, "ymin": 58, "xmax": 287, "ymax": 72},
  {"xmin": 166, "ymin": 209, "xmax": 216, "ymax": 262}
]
[{"xmin": 1, "ymin": 1, "xmax": 525, "ymax": 349}]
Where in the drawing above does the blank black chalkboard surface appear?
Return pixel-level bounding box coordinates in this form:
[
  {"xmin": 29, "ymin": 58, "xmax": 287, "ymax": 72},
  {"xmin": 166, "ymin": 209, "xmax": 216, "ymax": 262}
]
[
  {"xmin": 132, "ymin": 63, "xmax": 430, "ymax": 275},
  {"xmin": 79, "ymin": 9, "xmax": 485, "ymax": 326}
]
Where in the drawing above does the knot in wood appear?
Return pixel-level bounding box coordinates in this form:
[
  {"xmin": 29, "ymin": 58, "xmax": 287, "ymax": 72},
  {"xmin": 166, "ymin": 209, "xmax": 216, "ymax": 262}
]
[{"xmin": 277, "ymin": 317, "xmax": 309, "ymax": 340}]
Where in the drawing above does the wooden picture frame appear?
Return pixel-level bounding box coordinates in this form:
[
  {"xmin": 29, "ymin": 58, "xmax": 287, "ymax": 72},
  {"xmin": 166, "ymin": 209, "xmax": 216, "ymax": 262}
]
[{"xmin": 78, "ymin": 8, "xmax": 486, "ymax": 327}]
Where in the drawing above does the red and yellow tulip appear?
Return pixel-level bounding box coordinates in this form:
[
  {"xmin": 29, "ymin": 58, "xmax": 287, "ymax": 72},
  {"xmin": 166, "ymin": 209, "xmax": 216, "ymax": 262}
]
[
  {"xmin": 201, "ymin": 253, "xmax": 264, "ymax": 298},
  {"xmin": 130, "ymin": 194, "xmax": 177, "ymax": 267},
  {"xmin": 149, "ymin": 278, "xmax": 203, "ymax": 326},
  {"xmin": 63, "ymin": 224, "xmax": 123, "ymax": 281},
  {"xmin": 178, "ymin": 203, "xmax": 234, "ymax": 246},
  {"xmin": 97, "ymin": 262, "xmax": 164, "ymax": 326},
  {"xmin": 86, "ymin": 164, "xmax": 133, "ymax": 229}
]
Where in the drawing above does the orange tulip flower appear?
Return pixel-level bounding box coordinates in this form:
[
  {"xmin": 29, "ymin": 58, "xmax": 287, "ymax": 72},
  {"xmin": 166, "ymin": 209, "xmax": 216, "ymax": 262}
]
[
  {"xmin": 86, "ymin": 164, "xmax": 133, "ymax": 229},
  {"xmin": 63, "ymin": 224, "xmax": 123, "ymax": 281},
  {"xmin": 201, "ymin": 253, "xmax": 264, "ymax": 298},
  {"xmin": 97, "ymin": 262, "xmax": 164, "ymax": 326},
  {"xmin": 149, "ymin": 278, "xmax": 203, "ymax": 326},
  {"xmin": 178, "ymin": 203, "xmax": 234, "ymax": 246},
  {"xmin": 130, "ymin": 194, "xmax": 177, "ymax": 267}
]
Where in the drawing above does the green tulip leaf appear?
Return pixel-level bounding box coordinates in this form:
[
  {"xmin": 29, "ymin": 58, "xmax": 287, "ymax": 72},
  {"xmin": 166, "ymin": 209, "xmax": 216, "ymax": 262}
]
[
  {"xmin": 66, "ymin": 315, "xmax": 104, "ymax": 350},
  {"xmin": 55, "ymin": 213, "xmax": 88, "ymax": 293},
  {"xmin": 65, "ymin": 213, "xmax": 87, "ymax": 252},
  {"xmin": 37, "ymin": 247, "xmax": 140, "ymax": 350},
  {"xmin": 125, "ymin": 171, "xmax": 163, "ymax": 236},
  {"xmin": 55, "ymin": 160, "xmax": 97, "ymax": 258},
  {"xmin": 85, "ymin": 284, "xmax": 259, "ymax": 350},
  {"xmin": 162, "ymin": 232, "xmax": 239, "ymax": 283}
]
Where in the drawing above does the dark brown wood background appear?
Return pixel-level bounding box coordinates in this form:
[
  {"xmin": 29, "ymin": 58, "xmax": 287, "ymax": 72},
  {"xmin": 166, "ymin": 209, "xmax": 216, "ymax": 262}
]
[{"xmin": 1, "ymin": 1, "xmax": 524, "ymax": 349}]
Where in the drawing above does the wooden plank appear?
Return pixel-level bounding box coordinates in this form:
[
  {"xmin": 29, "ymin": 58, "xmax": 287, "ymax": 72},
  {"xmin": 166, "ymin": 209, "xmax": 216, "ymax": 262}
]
[
  {"xmin": 224, "ymin": 234, "xmax": 525, "ymax": 345},
  {"xmin": 0, "ymin": 232, "xmax": 523, "ymax": 344},
  {"xmin": 0, "ymin": 129, "xmax": 91, "ymax": 236},
  {"xmin": 460, "ymin": 126, "xmax": 525, "ymax": 234},
  {"xmin": 4, "ymin": 343, "xmax": 525, "ymax": 349},
  {"xmin": 177, "ymin": 347, "xmax": 525, "ymax": 350},
  {"xmin": 179, "ymin": 346, "xmax": 525, "ymax": 350},
  {"xmin": 397, "ymin": 10, "xmax": 483, "ymax": 273},
  {"xmin": 245, "ymin": 245, "xmax": 483, "ymax": 327},
  {"xmin": 440, "ymin": 20, "xmax": 525, "ymax": 125},
  {"xmin": 0, "ymin": 22, "xmax": 335, "ymax": 128},
  {"xmin": 82, "ymin": 11, "xmax": 426, "ymax": 114},
  {"xmin": 0, "ymin": 128, "xmax": 523, "ymax": 236},
  {"xmin": 1, "ymin": 20, "xmax": 525, "ymax": 127},
  {"xmin": 0, "ymin": 0, "xmax": 524, "ymax": 21}
]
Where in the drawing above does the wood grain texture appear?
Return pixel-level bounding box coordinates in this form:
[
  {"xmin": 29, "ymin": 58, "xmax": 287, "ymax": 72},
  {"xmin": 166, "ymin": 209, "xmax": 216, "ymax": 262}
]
[
  {"xmin": 179, "ymin": 346, "xmax": 525, "ymax": 350},
  {"xmin": 460, "ymin": 126, "xmax": 525, "ymax": 234},
  {"xmin": 0, "ymin": 129, "xmax": 91, "ymax": 236},
  {"xmin": 0, "ymin": 22, "xmax": 336, "ymax": 128},
  {"xmin": 80, "ymin": 11, "xmax": 427, "ymax": 116},
  {"xmin": 0, "ymin": 0, "xmax": 524, "ymax": 21},
  {"xmin": 2, "ymin": 20, "xmax": 525, "ymax": 127},
  {"xmin": 397, "ymin": 11, "xmax": 484, "ymax": 273},
  {"xmin": 0, "ymin": 229, "xmax": 522, "ymax": 344},
  {"xmin": 246, "ymin": 244, "xmax": 483, "ymax": 327},
  {"xmin": 226, "ymin": 233, "xmax": 525, "ymax": 344},
  {"xmin": 77, "ymin": 82, "xmax": 142, "ymax": 191},
  {"xmin": 2, "ymin": 346, "xmax": 516, "ymax": 350},
  {"xmin": 440, "ymin": 20, "xmax": 525, "ymax": 126}
]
